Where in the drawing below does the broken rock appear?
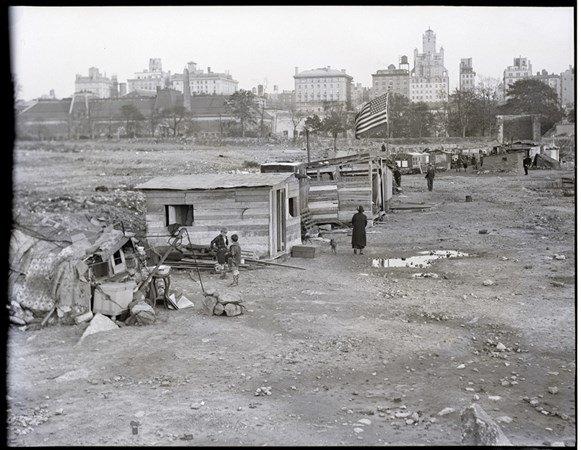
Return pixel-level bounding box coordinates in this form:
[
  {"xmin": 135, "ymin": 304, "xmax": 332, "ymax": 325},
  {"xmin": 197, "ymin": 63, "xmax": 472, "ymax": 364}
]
[
  {"xmin": 78, "ymin": 313, "xmax": 119, "ymax": 344},
  {"xmin": 461, "ymin": 404, "xmax": 512, "ymax": 445},
  {"xmin": 437, "ymin": 407, "xmax": 455, "ymax": 416}
]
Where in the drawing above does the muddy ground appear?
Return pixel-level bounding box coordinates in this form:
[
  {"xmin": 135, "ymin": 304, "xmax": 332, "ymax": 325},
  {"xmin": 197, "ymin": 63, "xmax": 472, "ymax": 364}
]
[{"xmin": 8, "ymin": 140, "xmax": 576, "ymax": 446}]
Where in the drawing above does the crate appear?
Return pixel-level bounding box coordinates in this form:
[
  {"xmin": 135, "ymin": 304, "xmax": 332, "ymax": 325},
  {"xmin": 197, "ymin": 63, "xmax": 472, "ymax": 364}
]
[
  {"xmin": 291, "ymin": 245, "xmax": 317, "ymax": 258},
  {"xmin": 93, "ymin": 281, "xmax": 135, "ymax": 317}
]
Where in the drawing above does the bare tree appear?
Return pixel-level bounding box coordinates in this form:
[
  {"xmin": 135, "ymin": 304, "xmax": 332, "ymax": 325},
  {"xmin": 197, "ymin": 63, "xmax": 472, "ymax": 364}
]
[{"xmin": 287, "ymin": 104, "xmax": 305, "ymax": 142}]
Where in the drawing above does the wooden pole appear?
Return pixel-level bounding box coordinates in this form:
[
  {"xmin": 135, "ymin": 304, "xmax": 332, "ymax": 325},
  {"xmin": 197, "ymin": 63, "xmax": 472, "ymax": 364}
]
[{"xmin": 306, "ymin": 128, "xmax": 311, "ymax": 163}]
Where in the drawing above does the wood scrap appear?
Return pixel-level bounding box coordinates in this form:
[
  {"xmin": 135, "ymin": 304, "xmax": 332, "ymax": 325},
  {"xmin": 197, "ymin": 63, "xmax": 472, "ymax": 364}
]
[{"xmin": 245, "ymin": 258, "xmax": 306, "ymax": 271}]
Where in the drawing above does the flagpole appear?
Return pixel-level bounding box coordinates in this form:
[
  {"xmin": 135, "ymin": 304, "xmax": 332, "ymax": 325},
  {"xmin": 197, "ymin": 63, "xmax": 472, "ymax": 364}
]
[{"xmin": 385, "ymin": 93, "xmax": 389, "ymax": 154}]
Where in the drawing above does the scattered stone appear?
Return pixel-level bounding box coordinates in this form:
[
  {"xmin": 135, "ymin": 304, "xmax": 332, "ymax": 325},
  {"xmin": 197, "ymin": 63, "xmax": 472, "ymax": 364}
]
[
  {"xmin": 553, "ymin": 255, "xmax": 566, "ymax": 260},
  {"xmin": 353, "ymin": 427, "xmax": 364, "ymax": 434},
  {"xmin": 529, "ymin": 398, "xmax": 540, "ymax": 406},
  {"xmin": 483, "ymin": 279, "xmax": 495, "ymax": 286},
  {"xmin": 54, "ymin": 409, "xmax": 63, "ymax": 415},
  {"xmin": 405, "ymin": 418, "xmax": 414, "ymax": 425},
  {"xmin": 501, "ymin": 380, "xmax": 510, "ymax": 387},
  {"xmin": 437, "ymin": 407, "xmax": 455, "ymax": 416},
  {"xmin": 465, "ymin": 387, "xmax": 475, "ymax": 392},
  {"xmin": 457, "ymin": 364, "xmax": 466, "ymax": 369},
  {"xmin": 473, "ymin": 394, "xmax": 480, "ymax": 401},
  {"xmin": 410, "ymin": 412, "xmax": 419, "ymax": 422},
  {"xmin": 551, "ymin": 442, "xmax": 565, "ymax": 447},
  {"xmin": 255, "ymin": 386, "xmax": 272, "ymax": 396},
  {"xmin": 496, "ymin": 343, "xmax": 506, "ymax": 351},
  {"xmin": 395, "ymin": 412, "xmax": 410, "ymax": 419},
  {"xmin": 548, "ymin": 386, "xmax": 559, "ymax": 395},
  {"xmin": 496, "ymin": 416, "xmax": 513, "ymax": 424},
  {"xmin": 358, "ymin": 418, "xmax": 371, "ymax": 425},
  {"xmin": 461, "ymin": 404, "xmax": 512, "ymax": 445},
  {"xmin": 487, "ymin": 396, "xmax": 502, "ymax": 401}
]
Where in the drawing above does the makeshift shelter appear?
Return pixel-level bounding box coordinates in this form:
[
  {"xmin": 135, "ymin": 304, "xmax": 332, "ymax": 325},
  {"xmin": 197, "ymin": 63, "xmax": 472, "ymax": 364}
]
[
  {"xmin": 394, "ymin": 152, "xmax": 429, "ymax": 174},
  {"xmin": 427, "ymin": 150, "xmax": 452, "ymax": 171},
  {"xmin": 481, "ymin": 151, "xmax": 524, "ymax": 171},
  {"xmin": 303, "ymin": 153, "xmax": 393, "ymax": 223},
  {"xmin": 9, "ymin": 225, "xmax": 142, "ymax": 325},
  {"xmin": 136, "ymin": 173, "xmax": 301, "ymax": 258}
]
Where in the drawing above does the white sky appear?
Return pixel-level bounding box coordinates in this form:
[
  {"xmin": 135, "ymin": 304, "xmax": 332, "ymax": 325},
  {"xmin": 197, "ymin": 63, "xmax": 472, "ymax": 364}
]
[{"xmin": 10, "ymin": 6, "xmax": 575, "ymax": 100}]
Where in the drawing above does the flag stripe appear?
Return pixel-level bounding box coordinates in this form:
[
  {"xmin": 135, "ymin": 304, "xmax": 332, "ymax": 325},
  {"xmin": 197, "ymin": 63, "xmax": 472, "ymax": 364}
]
[{"xmin": 355, "ymin": 93, "xmax": 388, "ymax": 138}]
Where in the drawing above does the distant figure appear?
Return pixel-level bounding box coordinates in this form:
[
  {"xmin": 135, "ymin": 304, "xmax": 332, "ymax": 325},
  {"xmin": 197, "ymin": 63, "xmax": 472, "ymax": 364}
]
[
  {"xmin": 351, "ymin": 206, "xmax": 368, "ymax": 255},
  {"xmin": 462, "ymin": 158, "xmax": 468, "ymax": 172},
  {"xmin": 523, "ymin": 155, "xmax": 532, "ymax": 175},
  {"xmin": 425, "ymin": 164, "xmax": 436, "ymax": 191},
  {"xmin": 471, "ymin": 155, "xmax": 477, "ymax": 169},
  {"xmin": 227, "ymin": 234, "xmax": 241, "ymax": 286},
  {"xmin": 381, "ymin": 144, "xmax": 387, "ymax": 152},
  {"xmin": 329, "ymin": 238, "xmax": 337, "ymax": 254},
  {"xmin": 393, "ymin": 165, "xmax": 402, "ymax": 188},
  {"xmin": 211, "ymin": 228, "xmax": 229, "ymax": 279}
]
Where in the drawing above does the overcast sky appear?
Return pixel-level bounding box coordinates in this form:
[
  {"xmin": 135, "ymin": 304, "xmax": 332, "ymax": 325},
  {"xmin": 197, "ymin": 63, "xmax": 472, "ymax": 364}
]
[{"xmin": 10, "ymin": 6, "xmax": 575, "ymax": 100}]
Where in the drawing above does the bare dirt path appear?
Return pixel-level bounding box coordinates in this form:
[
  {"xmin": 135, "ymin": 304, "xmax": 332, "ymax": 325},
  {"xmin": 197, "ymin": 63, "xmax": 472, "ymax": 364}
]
[{"xmin": 8, "ymin": 142, "xmax": 575, "ymax": 446}]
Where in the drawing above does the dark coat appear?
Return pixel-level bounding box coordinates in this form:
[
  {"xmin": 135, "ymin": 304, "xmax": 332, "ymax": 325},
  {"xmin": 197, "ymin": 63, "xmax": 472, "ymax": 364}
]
[
  {"xmin": 351, "ymin": 212, "xmax": 367, "ymax": 249},
  {"xmin": 425, "ymin": 167, "xmax": 436, "ymax": 180},
  {"xmin": 210, "ymin": 234, "xmax": 229, "ymax": 250}
]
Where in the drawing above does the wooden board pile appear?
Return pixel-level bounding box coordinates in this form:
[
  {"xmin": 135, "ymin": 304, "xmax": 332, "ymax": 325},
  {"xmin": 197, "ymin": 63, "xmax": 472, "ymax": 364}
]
[{"xmin": 158, "ymin": 244, "xmax": 253, "ymax": 271}]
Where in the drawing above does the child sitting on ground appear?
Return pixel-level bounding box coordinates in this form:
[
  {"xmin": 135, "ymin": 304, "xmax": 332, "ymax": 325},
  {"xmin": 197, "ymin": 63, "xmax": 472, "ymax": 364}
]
[{"xmin": 227, "ymin": 234, "xmax": 242, "ymax": 286}]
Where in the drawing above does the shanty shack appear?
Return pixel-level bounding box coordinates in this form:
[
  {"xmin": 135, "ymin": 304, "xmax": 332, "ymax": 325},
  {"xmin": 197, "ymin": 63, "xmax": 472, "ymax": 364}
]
[
  {"xmin": 304, "ymin": 153, "xmax": 393, "ymax": 223},
  {"xmin": 427, "ymin": 150, "xmax": 452, "ymax": 171},
  {"xmin": 136, "ymin": 173, "xmax": 301, "ymax": 258},
  {"xmin": 260, "ymin": 161, "xmax": 309, "ymax": 211},
  {"xmin": 394, "ymin": 152, "xmax": 430, "ymax": 174}
]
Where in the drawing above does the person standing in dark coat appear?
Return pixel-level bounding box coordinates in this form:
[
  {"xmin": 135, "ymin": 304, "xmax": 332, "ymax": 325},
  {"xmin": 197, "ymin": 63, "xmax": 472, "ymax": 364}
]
[
  {"xmin": 393, "ymin": 165, "xmax": 402, "ymax": 188},
  {"xmin": 381, "ymin": 144, "xmax": 387, "ymax": 152},
  {"xmin": 351, "ymin": 206, "xmax": 367, "ymax": 255},
  {"xmin": 425, "ymin": 164, "xmax": 436, "ymax": 191},
  {"xmin": 523, "ymin": 155, "xmax": 532, "ymax": 175}
]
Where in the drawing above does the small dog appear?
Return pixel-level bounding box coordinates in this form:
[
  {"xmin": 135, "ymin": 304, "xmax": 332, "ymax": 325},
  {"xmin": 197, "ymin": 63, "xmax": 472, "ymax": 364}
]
[{"xmin": 329, "ymin": 238, "xmax": 337, "ymax": 254}]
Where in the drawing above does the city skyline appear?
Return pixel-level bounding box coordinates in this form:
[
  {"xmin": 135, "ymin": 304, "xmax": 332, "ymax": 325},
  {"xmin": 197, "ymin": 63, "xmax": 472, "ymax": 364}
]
[{"xmin": 10, "ymin": 6, "xmax": 574, "ymax": 100}]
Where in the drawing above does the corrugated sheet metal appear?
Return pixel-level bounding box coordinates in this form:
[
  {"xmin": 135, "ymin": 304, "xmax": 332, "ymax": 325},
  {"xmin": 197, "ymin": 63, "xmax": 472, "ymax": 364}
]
[{"xmin": 136, "ymin": 173, "xmax": 294, "ymax": 190}]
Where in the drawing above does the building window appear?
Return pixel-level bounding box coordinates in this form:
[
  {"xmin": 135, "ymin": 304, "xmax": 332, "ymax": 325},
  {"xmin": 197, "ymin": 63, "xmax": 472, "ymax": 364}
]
[
  {"xmin": 288, "ymin": 197, "xmax": 298, "ymax": 217},
  {"xmin": 165, "ymin": 205, "xmax": 194, "ymax": 226}
]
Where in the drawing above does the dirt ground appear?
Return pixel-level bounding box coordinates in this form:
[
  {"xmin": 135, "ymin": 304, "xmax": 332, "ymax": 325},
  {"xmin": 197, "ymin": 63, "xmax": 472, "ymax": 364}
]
[{"xmin": 8, "ymin": 140, "xmax": 576, "ymax": 446}]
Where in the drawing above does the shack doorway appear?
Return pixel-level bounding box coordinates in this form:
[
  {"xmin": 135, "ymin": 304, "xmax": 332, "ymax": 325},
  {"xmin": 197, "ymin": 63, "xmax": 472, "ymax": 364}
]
[{"xmin": 274, "ymin": 188, "xmax": 287, "ymax": 252}]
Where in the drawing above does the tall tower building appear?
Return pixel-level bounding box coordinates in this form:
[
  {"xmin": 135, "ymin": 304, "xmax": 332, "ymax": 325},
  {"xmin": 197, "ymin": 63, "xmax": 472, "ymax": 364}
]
[
  {"xmin": 183, "ymin": 68, "xmax": 191, "ymax": 112},
  {"xmin": 410, "ymin": 29, "xmax": 449, "ymax": 103},
  {"xmin": 459, "ymin": 58, "xmax": 476, "ymax": 91},
  {"xmin": 149, "ymin": 58, "xmax": 162, "ymax": 72}
]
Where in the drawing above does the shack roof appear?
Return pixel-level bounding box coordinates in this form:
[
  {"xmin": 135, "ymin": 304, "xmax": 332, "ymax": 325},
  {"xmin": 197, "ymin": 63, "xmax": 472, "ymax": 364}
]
[{"xmin": 136, "ymin": 173, "xmax": 295, "ymax": 191}]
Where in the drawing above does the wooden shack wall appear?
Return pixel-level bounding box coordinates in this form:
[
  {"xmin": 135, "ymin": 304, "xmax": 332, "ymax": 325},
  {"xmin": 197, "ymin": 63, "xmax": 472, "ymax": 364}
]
[
  {"xmin": 337, "ymin": 179, "xmax": 373, "ymax": 222},
  {"xmin": 307, "ymin": 180, "xmax": 339, "ymax": 221},
  {"xmin": 143, "ymin": 187, "xmax": 272, "ymax": 257},
  {"xmin": 282, "ymin": 180, "xmax": 302, "ymax": 252},
  {"xmin": 481, "ymin": 152, "xmax": 524, "ymax": 171},
  {"xmin": 143, "ymin": 181, "xmax": 301, "ymax": 258}
]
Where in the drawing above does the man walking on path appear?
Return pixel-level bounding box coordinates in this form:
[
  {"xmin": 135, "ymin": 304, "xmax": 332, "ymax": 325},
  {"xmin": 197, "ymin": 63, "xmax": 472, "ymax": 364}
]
[
  {"xmin": 351, "ymin": 205, "xmax": 368, "ymax": 255},
  {"xmin": 425, "ymin": 164, "xmax": 436, "ymax": 191},
  {"xmin": 523, "ymin": 154, "xmax": 532, "ymax": 175}
]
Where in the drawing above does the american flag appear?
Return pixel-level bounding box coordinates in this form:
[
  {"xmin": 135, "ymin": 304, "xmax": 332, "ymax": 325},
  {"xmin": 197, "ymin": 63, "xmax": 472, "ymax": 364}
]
[{"xmin": 354, "ymin": 93, "xmax": 388, "ymax": 139}]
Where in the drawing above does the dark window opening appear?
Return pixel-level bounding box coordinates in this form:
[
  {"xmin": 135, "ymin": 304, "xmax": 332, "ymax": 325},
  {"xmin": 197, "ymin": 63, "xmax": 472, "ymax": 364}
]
[
  {"xmin": 165, "ymin": 204, "xmax": 194, "ymax": 226},
  {"xmin": 288, "ymin": 197, "xmax": 298, "ymax": 217},
  {"xmin": 113, "ymin": 250, "xmax": 123, "ymax": 265}
]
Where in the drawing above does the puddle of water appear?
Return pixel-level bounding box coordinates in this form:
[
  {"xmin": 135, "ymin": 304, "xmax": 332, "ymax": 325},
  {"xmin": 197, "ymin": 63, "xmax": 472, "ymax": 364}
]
[{"xmin": 372, "ymin": 250, "xmax": 469, "ymax": 269}]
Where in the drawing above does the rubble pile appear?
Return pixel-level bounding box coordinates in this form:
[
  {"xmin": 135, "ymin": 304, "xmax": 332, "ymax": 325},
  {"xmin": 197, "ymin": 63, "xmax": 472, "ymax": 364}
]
[{"xmin": 203, "ymin": 289, "xmax": 245, "ymax": 317}]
